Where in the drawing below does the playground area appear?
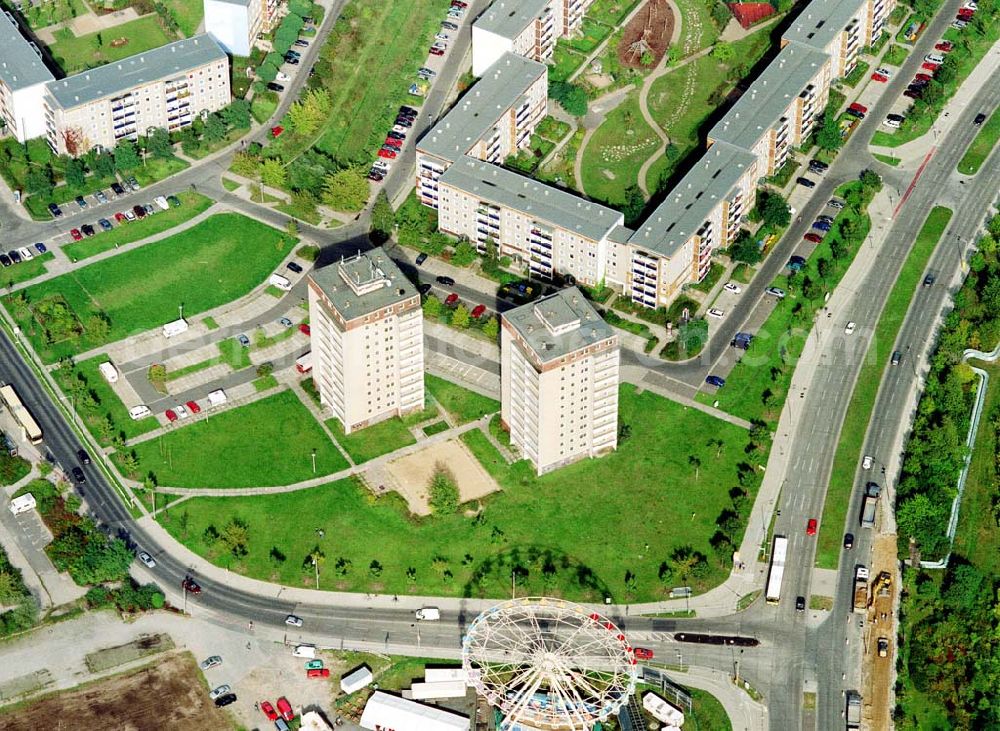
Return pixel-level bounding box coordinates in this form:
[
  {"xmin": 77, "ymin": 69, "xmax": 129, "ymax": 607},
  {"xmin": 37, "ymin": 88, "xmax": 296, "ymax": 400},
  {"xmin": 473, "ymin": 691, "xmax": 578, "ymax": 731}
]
[
  {"xmin": 618, "ymin": 0, "xmax": 675, "ymax": 68},
  {"xmin": 383, "ymin": 439, "xmax": 500, "ymax": 516}
]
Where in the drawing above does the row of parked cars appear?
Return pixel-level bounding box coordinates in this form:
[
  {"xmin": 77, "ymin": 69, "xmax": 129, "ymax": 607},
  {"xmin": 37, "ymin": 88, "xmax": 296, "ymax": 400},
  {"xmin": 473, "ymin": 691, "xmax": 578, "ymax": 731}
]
[
  {"xmin": 45, "ymin": 175, "xmax": 144, "ymax": 219},
  {"xmin": 372, "ymin": 104, "xmax": 419, "ymax": 175},
  {"xmin": 264, "ymin": 34, "xmax": 311, "ymax": 92},
  {"xmin": 0, "ymin": 242, "xmax": 47, "ymax": 267},
  {"xmin": 68, "ymin": 194, "xmax": 180, "ymax": 242}
]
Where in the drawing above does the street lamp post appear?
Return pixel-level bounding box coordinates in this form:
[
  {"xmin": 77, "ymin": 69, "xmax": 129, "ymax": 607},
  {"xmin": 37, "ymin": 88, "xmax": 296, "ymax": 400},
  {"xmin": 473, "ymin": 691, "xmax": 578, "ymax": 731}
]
[
  {"xmin": 312, "ymin": 557, "xmax": 319, "ymax": 589},
  {"xmin": 311, "ymin": 448, "xmax": 317, "ymax": 474}
]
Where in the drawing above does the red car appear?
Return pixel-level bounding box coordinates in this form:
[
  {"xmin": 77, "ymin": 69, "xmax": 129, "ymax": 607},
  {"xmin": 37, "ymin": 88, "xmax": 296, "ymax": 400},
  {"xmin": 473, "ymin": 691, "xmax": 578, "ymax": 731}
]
[
  {"xmin": 445, "ymin": 293, "xmax": 459, "ymax": 306},
  {"xmin": 307, "ymin": 668, "xmax": 330, "ymax": 678},
  {"xmin": 921, "ymin": 62, "xmax": 939, "ymax": 71},
  {"xmin": 806, "ymin": 518, "xmax": 818, "ymax": 536},
  {"xmin": 934, "ymin": 41, "xmax": 953, "ymax": 52},
  {"xmin": 957, "ymin": 8, "xmax": 974, "ymax": 17},
  {"xmin": 429, "ymin": 47, "xmax": 444, "ymax": 56},
  {"xmin": 871, "ymin": 72, "xmax": 887, "ymax": 83},
  {"xmin": 471, "ymin": 304, "xmax": 487, "ymax": 319},
  {"xmin": 114, "ymin": 212, "xmax": 127, "ymax": 223},
  {"xmin": 299, "ymin": 323, "xmax": 311, "ymax": 336},
  {"xmin": 451, "ymin": 0, "xmax": 467, "ymax": 6},
  {"xmin": 181, "ymin": 577, "xmax": 202, "ymax": 594},
  {"xmin": 915, "ymin": 73, "xmax": 932, "ymax": 82},
  {"xmin": 384, "ymin": 137, "xmax": 402, "ymax": 149},
  {"xmin": 70, "ymin": 228, "xmax": 83, "ymax": 241},
  {"xmin": 848, "ymin": 102, "xmax": 868, "ymax": 114},
  {"xmin": 633, "ymin": 647, "xmax": 654, "ymax": 660},
  {"xmin": 271, "ymin": 125, "xmax": 284, "ymax": 137},
  {"xmin": 165, "ymin": 409, "xmax": 178, "ymax": 422},
  {"xmin": 185, "ymin": 400, "xmax": 201, "ymax": 414},
  {"xmin": 277, "ymin": 697, "xmax": 294, "ymax": 722},
  {"xmin": 260, "ymin": 701, "xmax": 278, "ymax": 721},
  {"xmin": 378, "ymin": 148, "xmax": 397, "ymax": 159},
  {"xmin": 804, "ymin": 232, "xmax": 823, "ymax": 243}
]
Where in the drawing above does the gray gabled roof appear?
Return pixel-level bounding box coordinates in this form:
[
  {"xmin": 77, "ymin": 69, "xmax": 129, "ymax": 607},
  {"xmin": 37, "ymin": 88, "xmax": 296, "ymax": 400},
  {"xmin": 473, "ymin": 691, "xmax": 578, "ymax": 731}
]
[
  {"xmin": 628, "ymin": 141, "xmax": 757, "ymax": 258},
  {"xmin": 46, "ymin": 34, "xmax": 226, "ymax": 109},
  {"xmin": 473, "ymin": 0, "xmax": 549, "ymax": 42},
  {"xmin": 417, "ymin": 52, "xmax": 546, "ymax": 162},
  {"xmin": 706, "ymin": 41, "xmax": 830, "ymax": 152},
  {"xmin": 503, "ymin": 286, "xmax": 616, "ymax": 363},
  {"xmin": 782, "ymin": 0, "xmax": 866, "ymax": 51},
  {"xmin": 440, "ymin": 156, "xmax": 622, "ymax": 242},
  {"xmin": 0, "ymin": 11, "xmax": 55, "ymax": 91}
]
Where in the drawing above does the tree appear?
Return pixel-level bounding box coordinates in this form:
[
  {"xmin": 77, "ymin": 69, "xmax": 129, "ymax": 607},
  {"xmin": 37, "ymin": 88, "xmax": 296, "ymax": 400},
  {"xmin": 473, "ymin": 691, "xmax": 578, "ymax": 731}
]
[
  {"xmin": 428, "ymin": 463, "xmax": 460, "ymax": 515},
  {"xmin": 451, "ymin": 304, "xmax": 471, "ymax": 329},
  {"xmin": 259, "ymin": 158, "xmax": 286, "ymax": 188},
  {"xmin": 222, "ymin": 99, "xmax": 252, "ymax": 129},
  {"xmin": 711, "ymin": 41, "xmax": 734, "ymax": 62},
  {"xmin": 322, "ymin": 168, "xmax": 369, "ymax": 212},
  {"xmin": 370, "ymin": 190, "xmax": 394, "ymax": 243},
  {"xmin": 817, "ymin": 257, "xmax": 831, "ymax": 280},
  {"xmin": 334, "ymin": 557, "xmax": 352, "ymax": 576},
  {"xmin": 758, "ymin": 190, "xmax": 791, "ymax": 229},
  {"xmin": 815, "ymin": 108, "xmax": 843, "ymax": 152},
  {"xmin": 65, "ymin": 157, "xmax": 86, "ymax": 188},
  {"xmin": 369, "ymin": 559, "xmax": 383, "ymax": 577},
  {"xmin": 482, "ymin": 316, "xmax": 499, "ymax": 340},
  {"xmin": 220, "ymin": 518, "xmax": 250, "ymax": 558},
  {"xmin": 423, "ymin": 294, "xmax": 443, "ymax": 318},
  {"xmin": 622, "ymin": 185, "xmax": 645, "ymax": 227},
  {"xmin": 61, "ymin": 127, "xmax": 88, "ymax": 157},
  {"xmin": 201, "ymin": 114, "xmax": 226, "ymax": 145},
  {"xmin": 305, "ymin": 546, "xmax": 325, "ymax": 585},
  {"xmin": 147, "ymin": 127, "xmax": 173, "ymax": 159},
  {"xmin": 729, "ymin": 230, "xmax": 762, "ymax": 264},
  {"xmin": 708, "ymin": 438, "xmax": 724, "ymax": 458},
  {"xmin": 688, "ymin": 454, "xmax": 702, "ymax": 480},
  {"xmin": 231, "ymin": 151, "xmax": 261, "ymax": 177},
  {"xmin": 93, "ymin": 151, "xmax": 115, "ymax": 178},
  {"xmin": 25, "ymin": 165, "xmax": 54, "ymax": 197},
  {"xmin": 114, "ymin": 140, "xmax": 140, "ymax": 171},
  {"xmin": 860, "ymin": 168, "xmax": 882, "ymax": 192},
  {"xmin": 549, "ymin": 81, "xmax": 588, "ymax": 116}
]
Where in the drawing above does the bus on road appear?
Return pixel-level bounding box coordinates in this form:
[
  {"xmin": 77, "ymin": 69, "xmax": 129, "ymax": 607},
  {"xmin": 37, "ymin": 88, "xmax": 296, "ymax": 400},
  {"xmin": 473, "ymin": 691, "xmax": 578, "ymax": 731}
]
[
  {"xmin": 765, "ymin": 535, "xmax": 788, "ymax": 605},
  {"xmin": 0, "ymin": 384, "xmax": 43, "ymax": 445}
]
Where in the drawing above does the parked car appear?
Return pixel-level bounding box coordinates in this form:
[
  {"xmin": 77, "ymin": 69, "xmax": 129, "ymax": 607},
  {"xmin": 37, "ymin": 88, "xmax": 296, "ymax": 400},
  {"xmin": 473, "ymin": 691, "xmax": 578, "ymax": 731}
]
[
  {"xmin": 286, "ymin": 614, "xmax": 304, "ymax": 627},
  {"xmin": 705, "ymin": 375, "xmax": 726, "ymax": 388},
  {"xmin": 17, "ymin": 247, "xmax": 32, "ymax": 261},
  {"xmin": 388, "ymin": 131, "xmax": 406, "ymax": 141},
  {"xmin": 883, "ymin": 115, "xmax": 903, "ymax": 128},
  {"xmin": 849, "ymin": 102, "xmax": 868, "ymax": 114},
  {"xmin": 707, "ymin": 308, "xmax": 725, "ymax": 319},
  {"xmin": 828, "ymin": 198, "xmax": 846, "ymax": 209},
  {"xmin": 215, "ymin": 693, "xmax": 237, "ymax": 708},
  {"xmin": 75, "ymin": 195, "xmax": 88, "ymax": 209},
  {"xmin": 633, "ymin": 647, "xmax": 654, "ymax": 660},
  {"xmin": 48, "ymin": 202, "xmax": 63, "ymax": 217},
  {"xmin": 436, "ymin": 275, "xmax": 455, "ymax": 286},
  {"xmin": 878, "ymin": 637, "xmax": 889, "ymax": 657},
  {"xmin": 167, "ymin": 195, "xmax": 181, "ymax": 207},
  {"xmin": 165, "ymin": 409, "xmax": 178, "ymax": 423},
  {"xmin": 812, "ymin": 221, "xmax": 832, "ymax": 232},
  {"xmin": 95, "ymin": 190, "xmax": 108, "ymax": 204},
  {"xmin": 921, "ymin": 61, "xmax": 939, "ymax": 71},
  {"xmin": 183, "ymin": 577, "xmax": 202, "ymax": 594},
  {"xmin": 367, "ymin": 170, "xmax": 385, "ymax": 182},
  {"xmin": 126, "ymin": 176, "xmax": 140, "ymax": 190},
  {"xmin": 804, "ymin": 232, "xmax": 823, "ymax": 243},
  {"xmin": 185, "ymin": 400, "xmax": 201, "ymax": 414},
  {"xmin": 175, "ymin": 404, "xmax": 189, "ymax": 419},
  {"xmin": 70, "ymin": 228, "xmax": 83, "ymax": 241},
  {"xmin": 415, "ymin": 252, "xmax": 428, "ymax": 265},
  {"xmin": 400, "ymin": 105, "xmax": 418, "ymax": 117},
  {"xmin": 299, "ymin": 323, "xmax": 311, "ymax": 336},
  {"xmin": 267, "ymin": 82, "xmax": 285, "ymax": 92},
  {"xmin": 8, "ymin": 250, "xmax": 21, "ymax": 263},
  {"xmin": 723, "ymin": 282, "xmax": 741, "ymax": 294},
  {"xmin": 378, "ymin": 148, "xmax": 397, "ymax": 159},
  {"xmin": 307, "ymin": 668, "xmax": 330, "ymax": 678},
  {"xmin": 951, "ymin": 19, "xmax": 968, "ymax": 30},
  {"xmin": 787, "ymin": 255, "xmax": 806, "ymax": 271},
  {"xmin": 111, "ymin": 182, "xmax": 125, "ymax": 196},
  {"xmin": 418, "ymin": 283, "xmax": 432, "ymax": 295},
  {"xmin": 287, "ymin": 261, "xmax": 303, "ymax": 274},
  {"xmin": 796, "ymin": 176, "xmax": 816, "ymax": 188},
  {"xmin": 132, "ymin": 204, "xmax": 146, "ymax": 219},
  {"xmin": 34, "ymin": 242, "xmax": 47, "ymax": 254},
  {"xmin": 806, "ymin": 518, "xmax": 817, "ymax": 536},
  {"xmin": 765, "ymin": 287, "xmax": 786, "ymax": 298},
  {"xmin": 294, "ymin": 38, "xmax": 309, "ymax": 47},
  {"xmin": 81, "ymin": 223, "xmax": 95, "ymax": 237},
  {"xmin": 445, "ymin": 293, "xmax": 459, "ymax": 306},
  {"xmin": 198, "ymin": 655, "xmax": 221, "ymax": 671},
  {"xmin": 71, "ymin": 467, "xmax": 86, "ymax": 483},
  {"xmin": 97, "ymin": 218, "xmax": 112, "ymax": 231},
  {"xmin": 871, "ymin": 71, "xmax": 888, "ymax": 82},
  {"xmin": 471, "ymin": 304, "xmax": 487, "ymax": 319},
  {"xmin": 237, "ymin": 333, "xmax": 250, "ymax": 347},
  {"xmin": 261, "ymin": 701, "xmax": 279, "ymax": 721},
  {"xmin": 844, "ymin": 533, "xmax": 855, "ymax": 549},
  {"xmin": 903, "ymin": 88, "xmax": 923, "ymax": 100},
  {"xmin": 441, "ymin": 20, "xmax": 458, "ymax": 30},
  {"xmin": 277, "ymin": 697, "xmax": 295, "ymax": 722},
  {"xmin": 429, "ymin": 47, "xmax": 444, "ymax": 56},
  {"xmin": 209, "ymin": 685, "xmax": 232, "ymax": 700},
  {"xmin": 0, "ymin": 254, "xmax": 10, "ymax": 267},
  {"xmin": 934, "ymin": 41, "xmax": 953, "ymax": 52},
  {"xmin": 384, "ymin": 137, "xmax": 402, "ymax": 149}
]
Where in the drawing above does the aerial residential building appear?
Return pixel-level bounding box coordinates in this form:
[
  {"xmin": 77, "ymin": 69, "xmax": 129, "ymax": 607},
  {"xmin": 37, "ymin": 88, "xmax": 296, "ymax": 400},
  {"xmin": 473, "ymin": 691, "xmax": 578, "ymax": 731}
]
[
  {"xmin": 501, "ymin": 287, "xmax": 619, "ymax": 475},
  {"xmin": 617, "ymin": 141, "xmax": 759, "ymax": 307},
  {"xmin": 416, "ymin": 52, "xmax": 547, "ymax": 208},
  {"xmin": 706, "ymin": 42, "xmax": 831, "ymax": 177},
  {"xmin": 437, "ymin": 157, "xmax": 622, "ymax": 282},
  {"xmin": 0, "ymin": 10, "xmax": 55, "ymax": 142},
  {"xmin": 783, "ymin": 0, "xmax": 895, "ymax": 74},
  {"xmin": 307, "ymin": 249, "xmax": 424, "ymax": 435},
  {"xmin": 204, "ymin": 0, "xmax": 264, "ymax": 56},
  {"xmin": 43, "ymin": 34, "xmax": 229, "ymax": 156}
]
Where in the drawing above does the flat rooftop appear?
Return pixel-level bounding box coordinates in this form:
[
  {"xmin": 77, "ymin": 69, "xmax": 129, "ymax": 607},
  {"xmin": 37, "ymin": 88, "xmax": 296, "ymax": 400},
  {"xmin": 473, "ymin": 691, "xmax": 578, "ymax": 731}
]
[
  {"xmin": 417, "ymin": 52, "xmax": 546, "ymax": 162},
  {"xmin": 473, "ymin": 0, "xmax": 549, "ymax": 41},
  {"xmin": 504, "ymin": 287, "xmax": 616, "ymax": 363},
  {"xmin": 440, "ymin": 156, "xmax": 621, "ymax": 242},
  {"xmin": 707, "ymin": 41, "xmax": 830, "ymax": 151},
  {"xmin": 0, "ymin": 11, "xmax": 55, "ymax": 91},
  {"xmin": 629, "ymin": 142, "xmax": 757, "ymax": 258},
  {"xmin": 309, "ymin": 249, "xmax": 417, "ymax": 320},
  {"xmin": 46, "ymin": 34, "xmax": 225, "ymax": 109},
  {"xmin": 782, "ymin": 0, "xmax": 866, "ymax": 51}
]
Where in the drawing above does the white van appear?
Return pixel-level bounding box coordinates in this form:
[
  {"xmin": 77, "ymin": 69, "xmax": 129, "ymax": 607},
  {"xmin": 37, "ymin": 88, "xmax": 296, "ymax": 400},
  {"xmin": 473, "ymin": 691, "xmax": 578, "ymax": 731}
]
[
  {"xmin": 129, "ymin": 405, "xmax": 152, "ymax": 420},
  {"xmin": 292, "ymin": 644, "xmax": 316, "ymax": 658},
  {"xmin": 9, "ymin": 493, "xmax": 36, "ymax": 515},
  {"xmin": 415, "ymin": 607, "xmax": 440, "ymax": 621},
  {"xmin": 154, "ymin": 195, "xmax": 169, "ymax": 210},
  {"xmin": 269, "ymin": 273, "xmax": 292, "ymax": 291},
  {"xmin": 99, "ymin": 361, "xmax": 119, "ymax": 383},
  {"xmin": 207, "ymin": 389, "xmax": 228, "ymax": 407}
]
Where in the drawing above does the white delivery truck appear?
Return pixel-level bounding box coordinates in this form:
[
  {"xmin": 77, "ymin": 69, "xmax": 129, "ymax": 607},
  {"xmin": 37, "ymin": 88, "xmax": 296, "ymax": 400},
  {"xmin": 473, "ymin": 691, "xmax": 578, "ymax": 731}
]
[
  {"xmin": 207, "ymin": 389, "xmax": 228, "ymax": 407},
  {"xmin": 128, "ymin": 405, "xmax": 152, "ymax": 420},
  {"xmin": 98, "ymin": 361, "xmax": 119, "ymax": 383},
  {"xmin": 295, "ymin": 352, "xmax": 312, "ymax": 374},
  {"xmin": 415, "ymin": 607, "xmax": 440, "ymax": 621},
  {"xmin": 269, "ymin": 273, "xmax": 292, "ymax": 291},
  {"xmin": 8, "ymin": 493, "xmax": 36, "ymax": 515}
]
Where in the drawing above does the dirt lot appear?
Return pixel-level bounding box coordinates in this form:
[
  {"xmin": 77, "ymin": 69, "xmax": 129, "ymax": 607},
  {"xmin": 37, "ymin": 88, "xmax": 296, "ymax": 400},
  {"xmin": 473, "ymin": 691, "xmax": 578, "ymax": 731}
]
[
  {"xmin": 0, "ymin": 653, "xmax": 233, "ymax": 731},
  {"xmin": 863, "ymin": 533, "xmax": 898, "ymax": 730},
  {"xmin": 618, "ymin": 0, "xmax": 675, "ymax": 69},
  {"xmin": 383, "ymin": 439, "xmax": 500, "ymax": 516}
]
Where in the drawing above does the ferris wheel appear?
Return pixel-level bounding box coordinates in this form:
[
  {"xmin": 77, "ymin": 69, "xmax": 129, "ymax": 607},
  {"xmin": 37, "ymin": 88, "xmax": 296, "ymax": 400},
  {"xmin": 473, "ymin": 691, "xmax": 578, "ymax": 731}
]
[{"xmin": 461, "ymin": 597, "xmax": 638, "ymax": 730}]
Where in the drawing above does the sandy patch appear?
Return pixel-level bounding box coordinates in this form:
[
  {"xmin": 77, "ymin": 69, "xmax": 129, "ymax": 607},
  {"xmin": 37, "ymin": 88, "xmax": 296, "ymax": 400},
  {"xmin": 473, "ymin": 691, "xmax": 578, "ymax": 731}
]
[{"xmin": 383, "ymin": 438, "xmax": 499, "ymax": 516}]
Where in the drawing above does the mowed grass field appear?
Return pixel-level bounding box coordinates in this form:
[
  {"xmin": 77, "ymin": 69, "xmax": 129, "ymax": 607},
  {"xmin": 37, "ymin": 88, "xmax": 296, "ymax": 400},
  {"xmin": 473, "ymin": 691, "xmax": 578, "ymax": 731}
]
[
  {"xmin": 312, "ymin": 0, "xmax": 451, "ymax": 164},
  {"xmin": 124, "ymin": 390, "xmax": 349, "ymax": 487},
  {"xmin": 6, "ymin": 213, "xmax": 293, "ymax": 363},
  {"xmin": 159, "ymin": 385, "xmax": 754, "ymax": 601},
  {"xmin": 48, "ymin": 16, "xmax": 175, "ymax": 74}
]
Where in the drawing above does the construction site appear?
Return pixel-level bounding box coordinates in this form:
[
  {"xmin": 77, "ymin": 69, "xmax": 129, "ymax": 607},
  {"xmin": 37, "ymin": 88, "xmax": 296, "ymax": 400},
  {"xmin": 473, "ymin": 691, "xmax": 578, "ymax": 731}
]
[{"xmin": 859, "ymin": 533, "xmax": 899, "ymax": 730}]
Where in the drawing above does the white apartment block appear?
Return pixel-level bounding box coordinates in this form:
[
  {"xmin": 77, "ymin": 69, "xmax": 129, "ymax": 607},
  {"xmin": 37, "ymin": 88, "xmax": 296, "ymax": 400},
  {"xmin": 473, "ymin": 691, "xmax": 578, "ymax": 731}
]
[
  {"xmin": 501, "ymin": 287, "xmax": 619, "ymax": 475},
  {"xmin": 471, "ymin": 0, "xmax": 595, "ymax": 76},
  {"xmin": 43, "ymin": 35, "xmax": 229, "ymax": 156},
  {"xmin": 416, "ymin": 52, "xmax": 547, "ymax": 208},
  {"xmin": 307, "ymin": 250, "xmax": 424, "ymax": 435},
  {"xmin": 204, "ymin": 0, "xmax": 263, "ymax": 56},
  {"xmin": 783, "ymin": 0, "xmax": 895, "ymax": 77},
  {"xmin": 707, "ymin": 42, "xmax": 832, "ymax": 177},
  {"xmin": 0, "ymin": 11, "xmax": 55, "ymax": 142}
]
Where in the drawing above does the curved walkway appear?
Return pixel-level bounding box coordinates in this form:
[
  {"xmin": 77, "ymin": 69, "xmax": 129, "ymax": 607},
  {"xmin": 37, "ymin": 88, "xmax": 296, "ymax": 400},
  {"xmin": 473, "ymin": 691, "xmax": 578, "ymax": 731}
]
[
  {"xmin": 918, "ymin": 339, "xmax": 1000, "ymax": 569},
  {"xmin": 573, "ymin": 85, "xmax": 633, "ymax": 192}
]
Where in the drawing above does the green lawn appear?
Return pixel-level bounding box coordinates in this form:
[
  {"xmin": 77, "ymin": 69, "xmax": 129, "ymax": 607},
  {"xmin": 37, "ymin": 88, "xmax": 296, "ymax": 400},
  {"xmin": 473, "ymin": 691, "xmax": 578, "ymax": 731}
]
[
  {"xmin": 0, "ymin": 252, "xmax": 54, "ymax": 288},
  {"xmin": 425, "ymin": 374, "xmax": 499, "ymax": 425},
  {"xmin": 6, "ymin": 213, "xmax": 294, "ymax": 363},
  {"xmin": 124, "ymin": 390, "xmax": 348, "ymax": 488},
  {"xmin": 957, "ymin": 107, "xmax": 1000, "ymax": 175},
  {"xmin": 580, "ymin": 92, "xmax": 660, "ymax": 206},
  {"xmin": 158, "ymin": 385, "xmax": 754, "ymax": 600},
  {"xmin": 161, "ymin": 0, "xmax": 204, "ymax": 36},
  {"xmin": 326, "ymin": 416, "xmax": 417, "ymax": 464},
  {"xmin": 700, "ymin": 182, "xmax": 875, "ymax": 425},
  {"xmin": 47, "ymin": 16, "xmax": 175, "ymax": 74},
  {"xmin": 674, "ymin": 0, "xmax": 720, "ymax": 55},
  {"xmin": 222, "ymin": 177, "xmax": 241, "ymax": 192},
  {"xmin": 132, "ymin": 156, "xmax": 190, "ymax": 187},
  {"xmin": 872, "ymin": 153, "xmax": 901, "ymax": 166},
  {"xmin": 63, "ymin": 192, "xmax": 213, "ymax": 260},
  {"xmin": 58, "ymin": 354, "xmax": 160, "ymax": 445},
  {"xmin": 250, "ymin": 92, "xmax": 279, "ymax": 124},
  {"xmin": 549, "ymin": 42, "xmax": 587, "ymax": 83},
  {"xmin": 882, "ymin": 44, "xmax": 908, "ymax": 66},
  {"xmin": 815, "ymin": 207, "xmax": 953, "ymax": 567}
]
